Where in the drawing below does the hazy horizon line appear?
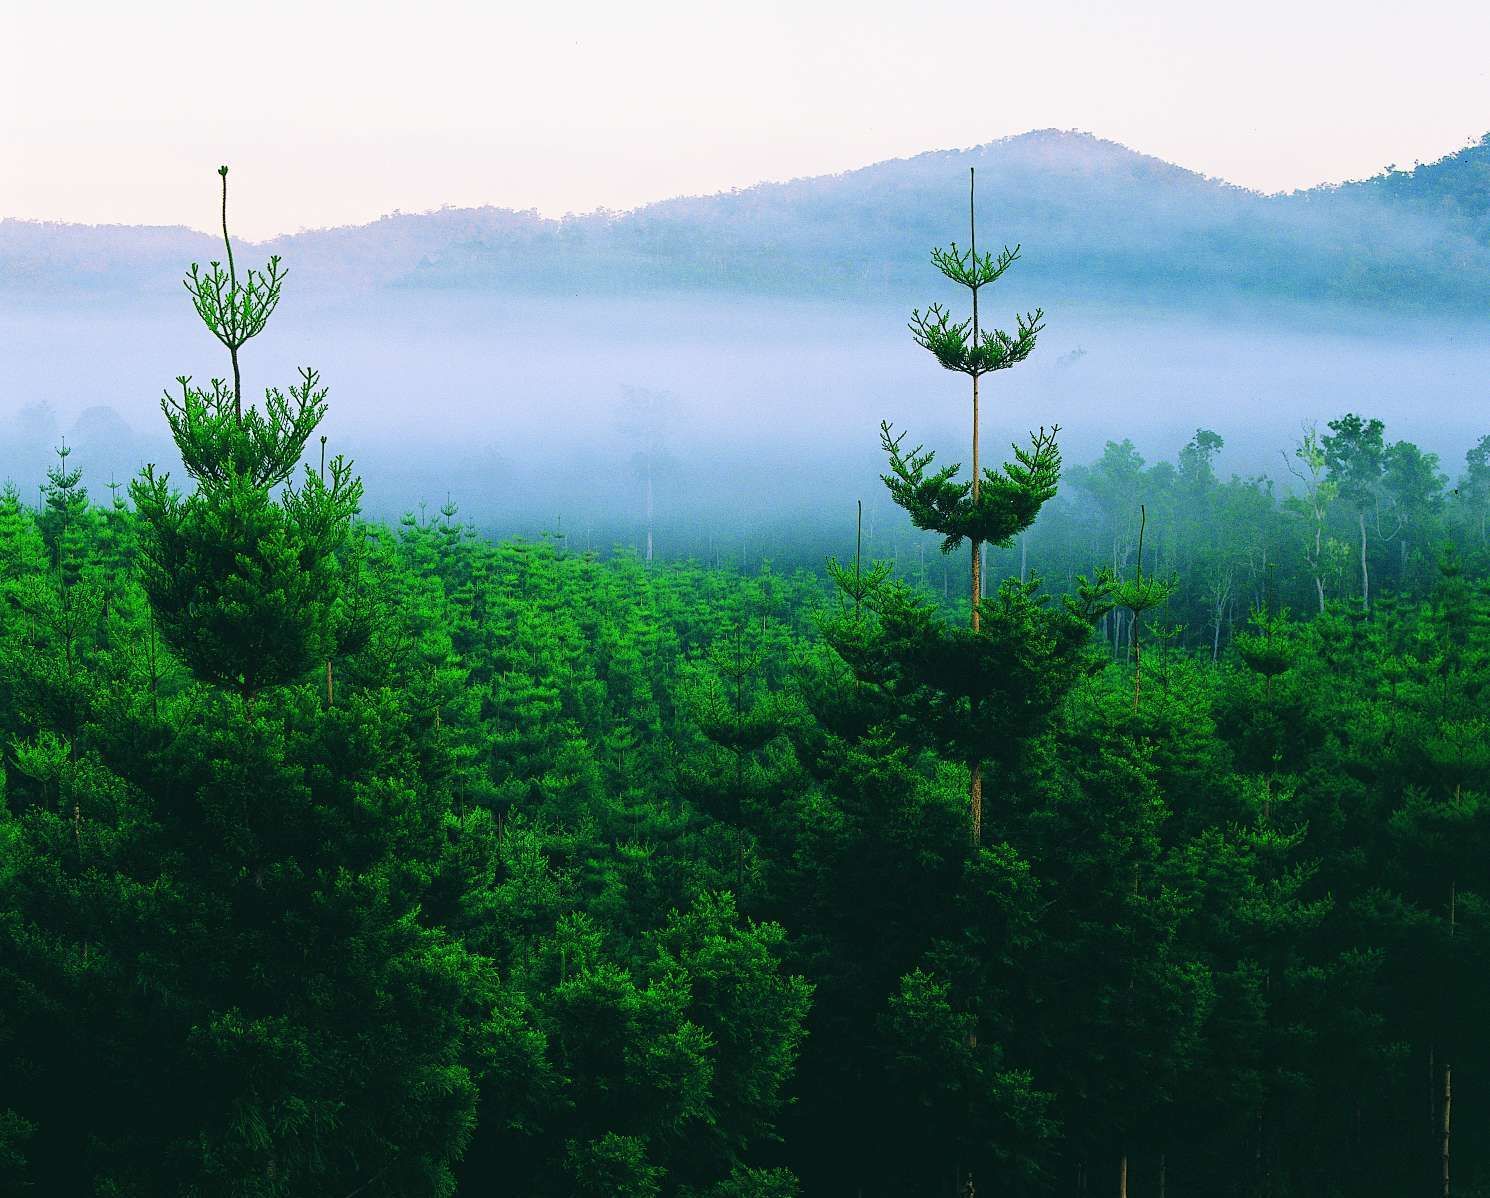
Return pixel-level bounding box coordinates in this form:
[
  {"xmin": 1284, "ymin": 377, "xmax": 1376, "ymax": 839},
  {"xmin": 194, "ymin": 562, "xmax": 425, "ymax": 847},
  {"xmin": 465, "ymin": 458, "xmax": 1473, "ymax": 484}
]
[{"xmin": 6, "ymin": 125, "xmax": 1482, "ymax": 246}]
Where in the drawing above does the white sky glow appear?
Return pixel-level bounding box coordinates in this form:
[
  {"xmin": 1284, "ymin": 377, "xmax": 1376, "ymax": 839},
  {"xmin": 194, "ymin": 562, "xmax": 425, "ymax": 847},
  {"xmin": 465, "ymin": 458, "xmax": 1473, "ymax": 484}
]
[{"xmin": 4, "ymin": 0, "xmax": 1489, "ymax": 239}]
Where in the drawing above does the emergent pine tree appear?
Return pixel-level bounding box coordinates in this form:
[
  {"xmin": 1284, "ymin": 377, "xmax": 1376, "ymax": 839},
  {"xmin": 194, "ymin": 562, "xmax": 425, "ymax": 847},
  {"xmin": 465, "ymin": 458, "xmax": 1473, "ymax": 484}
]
[
  {"xmin": 865, "ymin": 167, "xmax": 1072, "ymax": 843},
  {"xmin": 130, "ymin": 165, "xmax": 364, "ymax": 702},
  {"xmin": 906, "ymin": 166, "xmax": 1044, "ymax": 625}
]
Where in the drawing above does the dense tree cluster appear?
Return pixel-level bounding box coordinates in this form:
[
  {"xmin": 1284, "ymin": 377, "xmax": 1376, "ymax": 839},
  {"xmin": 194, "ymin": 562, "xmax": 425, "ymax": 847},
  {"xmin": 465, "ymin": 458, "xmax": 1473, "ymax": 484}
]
[
  {"xmin": 980, "ymin": 413, "xmax": 1490, "ymax": 670},
  {"xmin": 4, "ymin": 168, "xmax": 1490, "ymax": 1198}
]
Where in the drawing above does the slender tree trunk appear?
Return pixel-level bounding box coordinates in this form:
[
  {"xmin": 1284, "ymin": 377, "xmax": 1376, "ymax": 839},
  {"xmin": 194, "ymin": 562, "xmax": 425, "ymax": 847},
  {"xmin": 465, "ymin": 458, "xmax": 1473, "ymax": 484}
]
[
  {"xmin": 645, "ymin": 471, "xmax": 654, "ymax": 563},
  {"xmin": 1359, "ymin": 509, "xmax": 1370, "ymax": 611},
  {"xmin": 971, "ymin": 377, "xmax": 981, "ymax": 631},
  {"xmin": 1118, "ymin": 1152, "xmax": 1128, "ymax": 1198},
  {"xmin": 322, "ymin": 441, "xmax": 333, "ymax": 705},
  {"xmin": 1132, "ymin": 505, "xmax": 1146, "ymax": 713},
  {"xmin": 1112, "ymin": 531, "xmax": 1121, "ymax": 655},
  {"xmin": 967, "ymin": 168, "xmax": 983, "ymax": 848},
  {"xmin": 970, "ymin": 763, "xmax": 982, "ymax": 846},
  {"xmin": 219, "ymin": 172, "xmax": 244, "ymax": 423},
  {"xmin": 1313, "ymin": 518, "xmax": 1326, "ymax": 613}
]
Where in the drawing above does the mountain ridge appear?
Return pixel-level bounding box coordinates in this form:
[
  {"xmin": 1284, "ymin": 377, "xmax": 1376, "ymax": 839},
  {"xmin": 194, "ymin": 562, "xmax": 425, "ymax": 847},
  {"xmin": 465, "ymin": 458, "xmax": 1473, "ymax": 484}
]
[
  {"xmin": 0, "ymin": 129, "xmax": 1250, "ymax": 242},
  {"xmin": 5, "ymin": 129, "xmax": 1488, "ymax": 312}
]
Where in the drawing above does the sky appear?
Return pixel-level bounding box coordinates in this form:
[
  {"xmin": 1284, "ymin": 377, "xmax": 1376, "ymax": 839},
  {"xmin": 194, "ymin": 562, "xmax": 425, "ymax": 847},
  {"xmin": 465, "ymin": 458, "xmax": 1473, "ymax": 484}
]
[{"xmin": 4, "ymin": 0, "xmax": 1489, "ymax": 240}]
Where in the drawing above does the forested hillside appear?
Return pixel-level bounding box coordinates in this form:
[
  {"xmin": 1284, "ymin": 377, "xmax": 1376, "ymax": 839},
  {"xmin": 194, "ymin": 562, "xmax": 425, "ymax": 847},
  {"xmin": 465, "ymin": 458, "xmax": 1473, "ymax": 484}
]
[
  {"xmin": 5, "ymin": 167, "xmax": 1490, "ymax": 1198},
  {"xmin": 8, "ymin": 130, "xmax": 1490, "ymax": 312},
  {"xmin": 7, "ymin": 416, "xmax": 1490, "ymax": 1196}
]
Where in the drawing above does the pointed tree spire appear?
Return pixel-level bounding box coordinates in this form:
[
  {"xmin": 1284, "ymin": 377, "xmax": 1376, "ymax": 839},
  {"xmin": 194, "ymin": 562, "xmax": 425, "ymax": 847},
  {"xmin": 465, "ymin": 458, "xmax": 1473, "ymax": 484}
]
[
  {"xmin": 131, "ymin": 165, "xmax": 363, "ymax": 700},
  {"xmin": 885, "ymin": 165, "xmax": 1055, "ymax": 842}
]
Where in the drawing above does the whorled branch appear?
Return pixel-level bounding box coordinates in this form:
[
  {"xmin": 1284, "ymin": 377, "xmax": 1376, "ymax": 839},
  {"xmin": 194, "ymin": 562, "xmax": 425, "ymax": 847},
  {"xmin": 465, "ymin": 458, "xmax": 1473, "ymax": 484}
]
[
  {"xmin": 929, "ymin": 241, "xmax": 1021, "ymax": 290},
  {"xmin": 183, "ymin": 255, "xmax": 286, "ymax": 353},
  {"xmin": 878, "ymin": 421, "xmax": 1063, "ymax": 551},
  {"xmin": 158, "ymin": 367, "xmax": 331, "ymax": 490},
  {"xmin": 908, "ymin": 305, "xmax": 1045, "ymax": 376}
]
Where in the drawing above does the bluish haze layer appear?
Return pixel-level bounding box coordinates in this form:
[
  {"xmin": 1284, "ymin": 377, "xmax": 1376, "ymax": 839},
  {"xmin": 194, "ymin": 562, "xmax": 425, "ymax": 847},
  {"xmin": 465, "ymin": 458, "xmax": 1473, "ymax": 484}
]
[{"xmin": 4, "ymin": 131, "xmax": 1489, "ymax": 558}]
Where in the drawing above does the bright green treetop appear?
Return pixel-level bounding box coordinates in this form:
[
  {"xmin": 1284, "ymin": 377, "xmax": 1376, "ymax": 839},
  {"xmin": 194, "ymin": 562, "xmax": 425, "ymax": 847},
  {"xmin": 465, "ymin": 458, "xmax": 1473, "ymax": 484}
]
[{"xmin": 130, "ymin": 166, "xmax": 363, "ymax": 698}]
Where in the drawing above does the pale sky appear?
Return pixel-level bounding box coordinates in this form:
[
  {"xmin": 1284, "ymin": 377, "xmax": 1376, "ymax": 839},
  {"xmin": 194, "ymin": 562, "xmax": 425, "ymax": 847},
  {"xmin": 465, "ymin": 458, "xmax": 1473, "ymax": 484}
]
[{"xmin": 4, "ymin": 0, "xmax": 1489, "ymax": 240}]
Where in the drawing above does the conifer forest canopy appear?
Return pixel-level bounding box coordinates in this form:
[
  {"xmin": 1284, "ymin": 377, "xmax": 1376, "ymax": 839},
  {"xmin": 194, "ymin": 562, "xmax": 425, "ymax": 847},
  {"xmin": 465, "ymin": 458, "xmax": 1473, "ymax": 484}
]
[{"xmin": 7, "ymin": 141, "xmax": 1490, "ymax": 1198}]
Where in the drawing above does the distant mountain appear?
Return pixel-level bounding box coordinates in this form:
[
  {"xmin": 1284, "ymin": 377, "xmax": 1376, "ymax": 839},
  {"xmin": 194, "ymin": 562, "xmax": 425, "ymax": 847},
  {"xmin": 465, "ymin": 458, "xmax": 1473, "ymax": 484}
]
[
  {"xmin": 5, "ymin": 130, "xmax": 1489, "ymax": 312},
  {"xmin": 1331, "ymin": 133, "xmax": 1490, "ymax": 234}
]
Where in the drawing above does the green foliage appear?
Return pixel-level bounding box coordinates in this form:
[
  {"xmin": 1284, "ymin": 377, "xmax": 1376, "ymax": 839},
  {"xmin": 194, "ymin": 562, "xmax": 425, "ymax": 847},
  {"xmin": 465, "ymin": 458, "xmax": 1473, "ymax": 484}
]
[
  {"xmin": 1233, "ymin": 605, "xmax": 1298, "ymax": 681},
  {"xmin": 129, "ymin": 169, "xmax": 364, "ymax": 698},
  {"xmin": 131, "ymin": 463, "xmax": 363, "ymax": 695},
  {"xmin": 12, "ymin": 167, "xmax": 1490, "ymax": 1198},
  {"xmin": 12, "ymin": 424, "xmax": 1490, "ymax": 1195},
  {"xmin": 824, "ymin": 575, "xmax": 1100, "ymax": 772},
  {"xmin": 879, "ymin": 421, "xmax": 1060, "ymax": 553},
  {"xmin": 156, "ymin": 368, "xmax": 332, "ymax": 489},
  {"xmin": 908, "ymin": 296, "xmax": 1043, "ymax": 377},
  {"xmin": 1323, "ymin": 413, "xmax": 1387, "ymax": 512}
]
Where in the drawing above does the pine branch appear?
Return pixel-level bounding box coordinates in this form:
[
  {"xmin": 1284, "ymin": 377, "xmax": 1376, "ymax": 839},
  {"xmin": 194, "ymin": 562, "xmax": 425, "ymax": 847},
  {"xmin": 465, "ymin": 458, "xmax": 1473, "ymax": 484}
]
[
  {"xmin": 878, "ymin": 421, "xmax": 1065, "ymax": 551},
  {"xmin": 929, "ymin": 241, "xmax": 1022, "ymax": 290},
  {"xmin": 908, "ymin": 304, "xmax": 1045, "ymax": 377}
]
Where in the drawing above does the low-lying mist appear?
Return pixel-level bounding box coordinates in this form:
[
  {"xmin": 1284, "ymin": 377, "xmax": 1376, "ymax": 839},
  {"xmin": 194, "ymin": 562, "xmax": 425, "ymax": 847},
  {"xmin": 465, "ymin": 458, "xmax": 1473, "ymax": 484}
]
[{"xmin": 4, "ymin": 289, "xmax": 1487, "ymax": 567}]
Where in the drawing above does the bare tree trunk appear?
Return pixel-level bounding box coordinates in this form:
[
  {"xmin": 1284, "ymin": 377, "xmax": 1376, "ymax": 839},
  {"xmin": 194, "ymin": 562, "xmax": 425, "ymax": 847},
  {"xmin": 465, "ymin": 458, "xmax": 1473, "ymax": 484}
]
[
  {"xmin": 971, "ymin": 393, "xmax": 981, "ymax": 630},
  {"xmin": 968, "ymin": 377, "xmax": 982, "ymax": 845},
  {"xmin": 645, "ymin": 471, "xmax": 654, "ymax": 563},
  {"xmin": 967, "ymin": 168, "xmax": 982, "ymax": 849},
  {"xmin": 1132, "ymin": 506, "xmax": 1146, "ymax": 713},
  {"xmin": 1359, "ymin": 509, "xmax": 1370, "ymax": 611},
  {"xmin": 970, "ymin": 763, "xmax": 982, "ymax": 846},
  {"xmin": 1118, "ymin": 1153, "xmax": 1128, "ymax": 1198},
  {"xmin": 322, "ymin": 439, "xmax": 333, "ymax": 704},
  {"xmin": 221, "ymin": 172, "xmax": 244, "ymax": 423}
]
